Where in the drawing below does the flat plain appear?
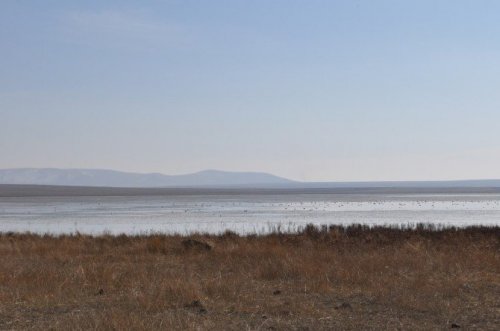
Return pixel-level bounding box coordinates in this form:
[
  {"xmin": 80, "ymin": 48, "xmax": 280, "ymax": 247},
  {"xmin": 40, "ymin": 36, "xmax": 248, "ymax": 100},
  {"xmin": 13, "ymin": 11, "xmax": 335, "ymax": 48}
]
[{"xmin": 0, "ymin": 225, "xmax": 499, "ymax": 330}]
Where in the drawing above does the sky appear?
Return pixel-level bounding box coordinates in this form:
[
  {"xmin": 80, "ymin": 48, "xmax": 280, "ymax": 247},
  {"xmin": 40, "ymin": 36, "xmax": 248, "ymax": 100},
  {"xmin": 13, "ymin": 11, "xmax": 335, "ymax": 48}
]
[{"xmin": 1, "ymin": 0, "xmax": 500, "ymax": 182}]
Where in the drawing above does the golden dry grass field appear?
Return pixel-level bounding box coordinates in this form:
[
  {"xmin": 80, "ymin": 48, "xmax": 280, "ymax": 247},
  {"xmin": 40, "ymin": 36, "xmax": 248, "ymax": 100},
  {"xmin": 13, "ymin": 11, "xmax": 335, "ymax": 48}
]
[{"xmin": 0, "ymin": 225, "xmax": 499, "ymax": 330}]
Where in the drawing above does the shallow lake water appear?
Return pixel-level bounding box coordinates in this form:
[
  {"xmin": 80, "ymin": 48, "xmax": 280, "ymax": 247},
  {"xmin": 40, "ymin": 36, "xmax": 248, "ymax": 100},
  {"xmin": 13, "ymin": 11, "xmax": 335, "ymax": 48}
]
[{"xmin": 1, "ymin": 193, "xmax": 500, "ymax": 235}]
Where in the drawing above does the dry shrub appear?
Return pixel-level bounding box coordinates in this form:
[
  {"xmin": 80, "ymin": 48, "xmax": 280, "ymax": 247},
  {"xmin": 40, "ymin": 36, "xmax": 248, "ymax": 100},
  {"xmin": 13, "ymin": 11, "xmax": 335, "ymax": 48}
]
[{"xmin": 146, "ymin": 236, "xmax": 168, "ymax": 254}]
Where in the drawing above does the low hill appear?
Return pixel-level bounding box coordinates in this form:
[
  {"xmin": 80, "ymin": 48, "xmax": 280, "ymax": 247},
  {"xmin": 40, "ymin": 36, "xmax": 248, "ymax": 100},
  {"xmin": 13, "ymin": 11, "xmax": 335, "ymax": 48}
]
[{"xmin": 0, "ymin": 168, "xmax": 294, "ymax": 187}]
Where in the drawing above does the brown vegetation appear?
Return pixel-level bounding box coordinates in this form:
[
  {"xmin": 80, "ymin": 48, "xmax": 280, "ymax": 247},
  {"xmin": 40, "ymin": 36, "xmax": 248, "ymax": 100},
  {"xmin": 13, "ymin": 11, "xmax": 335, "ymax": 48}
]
[{"xmin": 0, "ymin": 225, "xmax": 499, "ymax": 330}]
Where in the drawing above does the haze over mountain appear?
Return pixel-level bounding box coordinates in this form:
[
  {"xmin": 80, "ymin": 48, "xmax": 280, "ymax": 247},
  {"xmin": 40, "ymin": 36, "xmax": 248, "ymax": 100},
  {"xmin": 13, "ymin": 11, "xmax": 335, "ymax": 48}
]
[
  {"xmin": 0, "ymin": 168, "xmax": 294, "ymax": 188},
  {"xmin": 1, "ymin": 168, "xmax": 500, "ymax": 189}
]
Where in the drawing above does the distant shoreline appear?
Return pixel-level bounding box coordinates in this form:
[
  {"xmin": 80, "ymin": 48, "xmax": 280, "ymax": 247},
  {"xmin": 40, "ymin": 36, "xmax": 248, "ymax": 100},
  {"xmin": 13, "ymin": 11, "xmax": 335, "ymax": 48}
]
[{"xmin": 2, "ymin": 184, "xmax": 500, "ymax": 197}]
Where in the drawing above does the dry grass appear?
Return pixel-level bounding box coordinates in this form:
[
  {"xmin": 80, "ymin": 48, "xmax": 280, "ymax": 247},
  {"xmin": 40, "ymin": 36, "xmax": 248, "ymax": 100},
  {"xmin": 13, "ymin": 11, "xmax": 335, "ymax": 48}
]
[{"xmin": 0, "ymin": 224, "xmax": 499, "ymax": 330}]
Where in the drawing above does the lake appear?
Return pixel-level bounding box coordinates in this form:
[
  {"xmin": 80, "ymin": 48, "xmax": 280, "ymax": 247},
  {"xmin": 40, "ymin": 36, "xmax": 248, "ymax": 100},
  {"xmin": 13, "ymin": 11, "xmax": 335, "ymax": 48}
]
[{"xmin": 1, "ymin": 192, "xmax": 500, "ymax": 235}]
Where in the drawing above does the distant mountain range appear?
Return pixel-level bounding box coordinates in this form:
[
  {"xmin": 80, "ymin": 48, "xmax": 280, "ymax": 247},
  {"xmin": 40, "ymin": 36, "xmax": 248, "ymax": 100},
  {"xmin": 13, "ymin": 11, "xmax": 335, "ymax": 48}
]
[
  {"xmin": 0, "ymin": 168, "xmax": 294, "ymax": 187},
  {"xmin": 0, "ymin": 168, "xmax": 500, "ymax": 189}
]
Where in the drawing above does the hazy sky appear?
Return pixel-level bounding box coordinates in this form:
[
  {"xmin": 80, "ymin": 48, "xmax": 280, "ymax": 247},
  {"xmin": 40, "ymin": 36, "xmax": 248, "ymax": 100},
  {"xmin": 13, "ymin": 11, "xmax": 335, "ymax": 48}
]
[{"xmin": 2, "ymin": 1, "xmax": 500, "ymax": 181}]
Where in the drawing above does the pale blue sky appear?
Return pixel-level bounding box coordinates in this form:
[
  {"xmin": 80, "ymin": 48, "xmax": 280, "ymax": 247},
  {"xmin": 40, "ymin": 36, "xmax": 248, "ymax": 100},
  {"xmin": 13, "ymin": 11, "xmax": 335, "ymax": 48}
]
[{"xmin": 1, "ymin": 1, "xmax": 500, "ymax": 181}]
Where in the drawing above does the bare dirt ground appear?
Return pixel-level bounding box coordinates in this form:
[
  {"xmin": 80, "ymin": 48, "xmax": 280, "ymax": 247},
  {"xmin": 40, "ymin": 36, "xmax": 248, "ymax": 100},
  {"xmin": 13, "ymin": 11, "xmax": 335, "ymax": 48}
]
[{"xmin": 0, "ymin": 225, "xmax": 499, "ymax": 330}]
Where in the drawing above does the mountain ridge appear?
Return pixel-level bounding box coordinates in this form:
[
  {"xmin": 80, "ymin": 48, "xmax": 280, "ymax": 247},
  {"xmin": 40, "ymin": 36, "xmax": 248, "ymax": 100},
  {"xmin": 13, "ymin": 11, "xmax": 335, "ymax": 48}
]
[
  {"xmin": 0, "ymin": 168, "xmax": 294, "ymax": 187},
  {"xmin": 1, "ymin": 168, "xmax": 500, "ymax": 188}
]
